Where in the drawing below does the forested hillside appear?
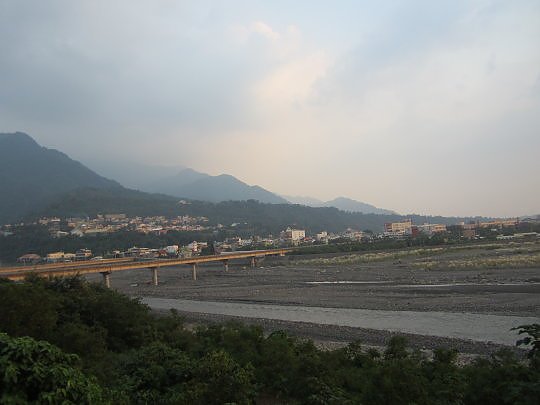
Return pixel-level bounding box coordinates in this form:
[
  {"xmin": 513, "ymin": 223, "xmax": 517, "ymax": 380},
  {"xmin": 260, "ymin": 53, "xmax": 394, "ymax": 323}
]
[{"xmin": 35, "ymin": 188, "xmax": 482, "ymax": 234}]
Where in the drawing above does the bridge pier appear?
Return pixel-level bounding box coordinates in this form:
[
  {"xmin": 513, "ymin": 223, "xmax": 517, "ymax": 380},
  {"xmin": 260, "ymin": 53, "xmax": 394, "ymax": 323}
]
[
  {"xmin": 100, "ymin": 271, "xmax": 111, "ymax": 288},
  {"xmin": 223, "ymin": 259, "xmax": 229, "ymax": 272},
  {"xmin": 150, "ymin": 267, "xmax": 158, "ymax": 286},
  {"xmin": 250, "ymin": 256, "xmax": 256, "ymax": 268},
  {"xmin": 191, "ymin": 263, "xmax": 197, "ymax": 281}
]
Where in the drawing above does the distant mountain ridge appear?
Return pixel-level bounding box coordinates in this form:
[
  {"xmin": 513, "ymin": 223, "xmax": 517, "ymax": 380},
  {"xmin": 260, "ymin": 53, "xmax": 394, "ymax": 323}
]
[
  {"xmin": 36, "ymin": 188, "xmax": 484, "ymax": 235},
  {"xmin": 0, "ymin": 132, "xmax": 121, "ymax": 224},
  {"xmin": 0, "ymin": 132, "xmax": 287, "ymax": 224},
  {"xmin": 82, "ymin": 159, "xmax": 187, "ymax": 191},
  {"xmin": 140, "ymin": 168, "xmax": 288, "ymax": 204},
  {"xmin": 284, "ymin": 195, "xmax": 396, "ymax": 215},
  {"xmin": 324, "ymin": 197, "xmax": 396, "ymax": 215},
  {"xmin": 84, "ymin": 156, "xmax": 392, "ymax": 211},
  {"xmin": 0, "ymin": 132, "xmax": 490, "ymax": 231},
  {"xmin": 283, "ymin": 195, "xmax": 326, "ymax": 206}
]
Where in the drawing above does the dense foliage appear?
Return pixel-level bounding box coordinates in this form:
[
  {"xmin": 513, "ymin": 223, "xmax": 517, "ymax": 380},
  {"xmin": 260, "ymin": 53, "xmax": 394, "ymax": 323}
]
[
  {"xmin": 0, "ymin": 333, "xmax": 105, "ymax": 404},
  {"xmin": 0, "ymin": 277, "xmax": 538, "ymax": 404}
]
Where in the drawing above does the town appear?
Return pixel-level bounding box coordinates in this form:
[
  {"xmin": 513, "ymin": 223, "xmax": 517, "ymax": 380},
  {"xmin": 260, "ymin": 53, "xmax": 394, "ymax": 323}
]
[{"xmin": 3, "ymin": 213, "xmax": 539, "ymax": 265}]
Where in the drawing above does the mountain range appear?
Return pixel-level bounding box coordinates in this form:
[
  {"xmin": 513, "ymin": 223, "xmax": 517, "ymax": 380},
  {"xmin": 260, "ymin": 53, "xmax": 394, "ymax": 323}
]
[
  {"xmin": 283, "ymin": 195, "xmax": 395, "ymax": 215},
  {"xmin": 0, "ymin": 132, "xmax": 487, "ymax": 230},
  {"xmin": 143, "ymin": 169, "xmax": 288, "ymax": 204},
  {"xmin": 83, "ymin": 155, "xmax": 388, "ymax": 212}
]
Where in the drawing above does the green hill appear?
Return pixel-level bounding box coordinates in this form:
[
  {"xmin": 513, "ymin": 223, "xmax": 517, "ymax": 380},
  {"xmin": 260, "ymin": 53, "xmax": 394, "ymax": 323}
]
[
  {"xmin": 0, "ymin": 132, "xmax": 121, "ymax": 224},
  {"xmin": 35, "ymin": 188, "xmax": 478, "ymax": 235}
]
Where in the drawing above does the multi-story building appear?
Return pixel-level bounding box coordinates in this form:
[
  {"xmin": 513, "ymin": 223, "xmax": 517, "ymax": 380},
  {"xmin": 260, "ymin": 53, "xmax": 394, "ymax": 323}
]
[
  {"xmin": 17, "ymin": 253, "xmax": 41, "ymax": 264},
  {"xmin": 283, "ymin": 227, "xmax": 306, "ymax": 242},
  {"xmin": 46, "ymin": 252, "xmax": 65, "ymax": 263},
  {"xmin": 343, "ymin": 228, "xmax": 364, "ymax": 241},
  {"xmin": 384, "ymin": 219, "xmax": 413, "ymax": 236},
  {"xmin": 478, "ymin": 219, "xmax": 519, "ymax": 228},
  {"xmin": 417, "ymin": 223, "xmax": 447, "ymax": 236},
  {"xmin": 315, "ymin": 231, "xmax": 328, "ymax": 242},
  {"xmin": 75, "ymin": 249, "xmax": 92, "ymax": 261}
]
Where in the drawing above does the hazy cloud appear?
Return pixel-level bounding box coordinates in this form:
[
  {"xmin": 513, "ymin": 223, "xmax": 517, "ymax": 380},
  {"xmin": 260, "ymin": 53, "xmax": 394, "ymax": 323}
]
[{"xmin": 0, "ymin": 0, "xmax": 539, "ymax": 216}]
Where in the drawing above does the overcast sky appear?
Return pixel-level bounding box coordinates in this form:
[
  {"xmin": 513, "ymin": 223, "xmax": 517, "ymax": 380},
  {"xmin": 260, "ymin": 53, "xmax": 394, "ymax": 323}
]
[{"xmin": 1, "ymin": 1, "xmax": 539, "ymax": 217}]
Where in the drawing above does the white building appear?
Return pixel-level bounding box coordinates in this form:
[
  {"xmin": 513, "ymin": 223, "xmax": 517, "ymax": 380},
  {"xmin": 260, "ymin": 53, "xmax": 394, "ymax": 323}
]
[
  {"xmin": 284, "ymin": 227, "xmax": 306, "ymax": 242},
  {"xmin": 315, "ymin": 231, "xmax": 328, "ymax": 241},
  {"xmin": 417, "ymin": 223, "xmax": 447, "ymax": 236}
]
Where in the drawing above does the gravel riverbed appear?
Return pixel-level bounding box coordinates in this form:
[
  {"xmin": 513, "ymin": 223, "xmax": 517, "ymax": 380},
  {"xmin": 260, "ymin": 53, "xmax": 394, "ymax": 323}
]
[{"xmin": 85, "ymin": 247, "xmax": 539, "ymax": 356}]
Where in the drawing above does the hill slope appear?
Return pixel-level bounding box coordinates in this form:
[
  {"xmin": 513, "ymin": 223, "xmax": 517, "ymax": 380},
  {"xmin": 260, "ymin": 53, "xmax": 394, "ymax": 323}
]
[
  {"xmin": 284, "ymin": 195, "xmax": 395, "ymax": 215},
  {"xmin": 1, "ymin": 132, "xmax": 483, "ymax": 232},
  {"xmin": 36, "ymin": 188, "xmax": 480, "ymax": 235},
  {"xmin": 323, "ymin": 197, "xmax": 396, "ymax": 215},
  {"xmin": 0, "ymin": 132, "xmax": 121, "ymax": 223},
  {"xmin": 147, "ymin": 170, "xmax": 288, "ymax": 204}
]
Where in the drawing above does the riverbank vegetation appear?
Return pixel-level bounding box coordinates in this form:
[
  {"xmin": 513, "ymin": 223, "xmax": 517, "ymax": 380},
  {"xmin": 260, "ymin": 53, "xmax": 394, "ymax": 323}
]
[
  {"xmin": 291, "ymin": 241, "xmax": 540, "ymax": 268},
  {"xmin": 415, "ymin": 252, "xmax": 540, "ymax": 271},
  {"xmin": 1, "ymin": 277, "xmax": 539, "ymax": 404}
]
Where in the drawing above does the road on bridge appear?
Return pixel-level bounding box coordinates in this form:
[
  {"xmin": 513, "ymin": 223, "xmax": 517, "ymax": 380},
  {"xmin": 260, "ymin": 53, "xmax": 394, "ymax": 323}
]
[{"xmin": 0, "ymin": 248, "xmax": 292, "ymax": 287}]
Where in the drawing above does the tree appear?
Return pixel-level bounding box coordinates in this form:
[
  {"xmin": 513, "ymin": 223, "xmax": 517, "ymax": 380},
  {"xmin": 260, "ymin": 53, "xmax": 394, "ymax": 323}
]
[
  {"xmin": 118, "ymin": 342, "xmax": 194, "ymax": 404},
  {"xmin": 513, "ymin": 324, "xmax": 540, "ymax": 361},
  {"xmin": 0, "ymin": 282, "xmax": 59, "ymax": 341},
  {"xmin": 188, "ymin": 350, "xmax": 256, "ymax": 405},
  {"xmin": 0, "ymin": 333, "xmax": 105, "ymax": 404}
]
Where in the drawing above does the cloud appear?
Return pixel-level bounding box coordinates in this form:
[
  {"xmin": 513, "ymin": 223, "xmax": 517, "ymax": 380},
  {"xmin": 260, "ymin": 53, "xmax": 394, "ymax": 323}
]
[
  {"xmin": 0, "ymin": 0, "xmax": 539, "ymax": 216},
  {"xmin": 250, "ymin": 21, "xmax": 280, "ymax": 40}
]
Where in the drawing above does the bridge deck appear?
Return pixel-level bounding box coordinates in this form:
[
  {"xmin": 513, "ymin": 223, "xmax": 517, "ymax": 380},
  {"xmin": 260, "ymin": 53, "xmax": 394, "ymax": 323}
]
[
  {"xmin": 0, "ymin": 257, "xmax": 135, "ymax": 274},
  {"xmin": 1, "ymin": 249, "xmax": 292, "ymax": 281}
]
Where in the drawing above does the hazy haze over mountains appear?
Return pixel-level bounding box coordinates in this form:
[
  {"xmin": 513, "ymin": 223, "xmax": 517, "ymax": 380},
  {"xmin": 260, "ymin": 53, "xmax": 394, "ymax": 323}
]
[
  {"xmin": 144, "ymin": 170, "xmax": 288, "ymax": 204},
  {"xmin": 83, "ymin": 159, "xmax": 187, "ymax": 191},
  {"xmin": 284, "ymin": 195, "xmax": 396, "ymax": 215},
  {"xmin": 0, "ymin": 133, "xmax": 286, "ymax": 222},
  {"xmin": 84, "ymin": 160, "xmax": 289, "ymax": 204},
  {"xmin": 0, "ymin": 133, "xmax": 496, "ymax": 230},
  {"xmin": 1, "ymin": 2, "xmax": 538, "ymax": 217},
  {"xmin": 88, "ymin": 160, "xmax": 386, "ymax": 210}
]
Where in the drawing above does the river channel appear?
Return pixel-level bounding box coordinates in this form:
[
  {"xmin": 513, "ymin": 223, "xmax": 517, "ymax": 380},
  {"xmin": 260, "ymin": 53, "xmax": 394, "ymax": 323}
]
[{"xmin": 142, "ymin": 297, "xmax": 539, "ymax": 346}]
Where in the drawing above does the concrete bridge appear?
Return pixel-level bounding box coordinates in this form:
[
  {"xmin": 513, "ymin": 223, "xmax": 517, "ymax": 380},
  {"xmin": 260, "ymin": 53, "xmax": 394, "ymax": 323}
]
[{"xmin": 0, "ymin": 248, "xmax": 292, "ymax": 287}]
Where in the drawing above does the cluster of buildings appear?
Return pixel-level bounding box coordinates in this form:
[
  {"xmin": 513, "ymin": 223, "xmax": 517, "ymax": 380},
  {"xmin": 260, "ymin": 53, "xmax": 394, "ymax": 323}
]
[
  {"xmin": 458, "ymin": 219, "xmax": 520, "ymax": 239},
  {"xmin": 18, "ymin": 248, "xmax": 93, "ymax": 264},
  {"xmin": 9, "ymin": 214, "xmax": 540, "ymax": 265},
  {"xmin": 383, "ymin": 219, "xmax": 447, "ymax": 238},
  {"xmin": 15, "ymin": 226, "xmax": 366, "ymax": 264},
  {"xmin": 17, "ymin": 242, "xmax": 211, "ymax": 264},
  {"xmin": 36, "ymin": 214, "xmax": 210, "ymax": 238},
  {"xmin": 382, "ymin": 217, "xmax": 532, "ymax": 240}
]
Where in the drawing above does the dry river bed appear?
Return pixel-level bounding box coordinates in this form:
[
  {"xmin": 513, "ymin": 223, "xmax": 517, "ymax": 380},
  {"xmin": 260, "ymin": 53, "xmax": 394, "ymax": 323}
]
[{"xmin": 86, "ymin": 254, "xmax": 540, "ymax": 356}]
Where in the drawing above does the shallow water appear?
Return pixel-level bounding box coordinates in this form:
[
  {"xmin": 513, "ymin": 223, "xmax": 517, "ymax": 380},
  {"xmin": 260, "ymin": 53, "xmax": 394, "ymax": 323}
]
[
  {"xmin": 305, "ymin": 281, "xmax": 540, "ymax": 287},
  {"xmin": 142, "ymin": 297, "xmax": 539, "ymax": 346},
  {"xmin": 306, "ymin": 281, "xmax": 390, "ymax": 284}
]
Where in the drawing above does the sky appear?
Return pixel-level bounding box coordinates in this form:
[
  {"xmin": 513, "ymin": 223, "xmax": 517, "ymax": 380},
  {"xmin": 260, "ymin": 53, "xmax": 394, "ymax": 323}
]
[{"xmin": 1, "ymin": 0, "xmax": 539, "ymax": 217}]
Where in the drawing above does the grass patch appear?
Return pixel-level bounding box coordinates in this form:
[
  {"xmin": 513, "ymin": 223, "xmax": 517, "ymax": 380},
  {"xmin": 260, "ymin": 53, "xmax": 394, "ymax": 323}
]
[{"xmin": 413, "ymin": 252, "xmax": 540, "ymax": 270}]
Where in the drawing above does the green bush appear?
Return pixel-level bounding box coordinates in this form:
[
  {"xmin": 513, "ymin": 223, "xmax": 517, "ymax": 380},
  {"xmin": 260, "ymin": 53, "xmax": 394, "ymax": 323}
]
[
  {"xmin": 1, "ymin": 277, "xmax": 539, "ymax": 404},
  {"xmin": 0, "ymin": 333, "xmax": 105, "ymax": 404}
]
